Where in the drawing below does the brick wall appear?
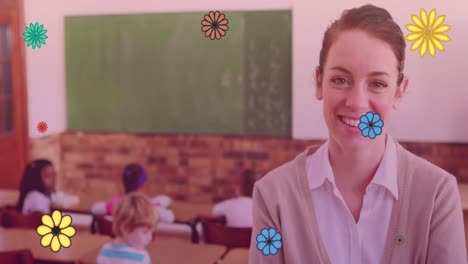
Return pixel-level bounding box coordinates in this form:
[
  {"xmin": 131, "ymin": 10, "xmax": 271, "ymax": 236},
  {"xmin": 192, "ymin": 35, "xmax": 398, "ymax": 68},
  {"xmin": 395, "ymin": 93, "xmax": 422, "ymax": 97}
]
[{"xmin": 30, "ymin": 132, "xmax": 468, "ymax": 203}]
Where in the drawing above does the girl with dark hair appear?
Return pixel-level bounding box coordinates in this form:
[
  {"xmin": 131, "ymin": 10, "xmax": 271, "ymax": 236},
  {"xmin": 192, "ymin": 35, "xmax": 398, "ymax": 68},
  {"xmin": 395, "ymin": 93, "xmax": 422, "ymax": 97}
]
[
  {"xmin": 91, "ymin": 163, "xmax": 175, "ymax": 223},
  {"xmin": 104, "ymin": 163, "xmax": 150, "ymax": 215},
  {"xmin": 17, "ymin": 159, "xmax": 56, "ymax": 214}
]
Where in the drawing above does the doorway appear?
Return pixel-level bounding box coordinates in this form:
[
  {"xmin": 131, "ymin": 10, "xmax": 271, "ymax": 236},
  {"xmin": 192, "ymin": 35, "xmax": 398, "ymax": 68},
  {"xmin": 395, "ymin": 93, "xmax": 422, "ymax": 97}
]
[{"xmin": 0, "ymin": 1, "xmax": 29, "ymax": 189}]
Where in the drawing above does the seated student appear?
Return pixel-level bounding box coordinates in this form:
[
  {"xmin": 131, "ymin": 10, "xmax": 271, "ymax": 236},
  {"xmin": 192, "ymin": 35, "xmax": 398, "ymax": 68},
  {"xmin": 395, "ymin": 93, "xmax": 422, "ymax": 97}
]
[
  {"xmin": 16, "ymin": 159, "xmax": 57, "ymax": 214},
  {"xmin": 91, "ymin": 163, "xmax": 175, "ymax": 223},
  {"xmin": 97, "ymin": 192, "xmax": 158, "ymax": 264},
  {"xmin": 212, "ymin": 169, "xmax": 255, "ymax": 228}
]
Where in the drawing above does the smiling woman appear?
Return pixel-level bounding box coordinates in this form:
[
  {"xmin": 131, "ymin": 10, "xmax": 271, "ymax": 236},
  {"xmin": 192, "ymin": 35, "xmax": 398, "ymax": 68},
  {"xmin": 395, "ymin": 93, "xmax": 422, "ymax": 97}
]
[{"xmin": 249, "ymin": 4, "xmax": 467, "ymax": 264}]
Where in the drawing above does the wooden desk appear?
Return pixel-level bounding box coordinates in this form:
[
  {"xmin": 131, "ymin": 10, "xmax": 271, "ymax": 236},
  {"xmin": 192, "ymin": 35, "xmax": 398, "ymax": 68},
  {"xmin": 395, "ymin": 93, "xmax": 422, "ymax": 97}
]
[
  {"xmin": 59, "ymin": 197, "xmax": 214, "ymax": 218},
  {"xmin": 0, "ymin": 228, "xmax": 109, "ymax": 263},
  {"xmin": 221, "ymin": 248, "xmax": 249, "ymax": 264},
  {"xmin": 170, "ymin": 201, "xmax": 213, "ymax": 243},
  {"xmin": 0, "ymin": 189, "xmax": 96, "ymax": 214},
  {"xmin": 0, "ymin": 189, "xmax": 18, "ymax": 208},
  {"xmin": 80, "ymin": 237, "xmax": 226, "ymax": 264},
  {"xmin": 53, "ymin": 194, "xmax": 98, "ymax": 215},
  {"xmin": 0, "ymin": 190, "xmax": 214, "ymax": 217}
]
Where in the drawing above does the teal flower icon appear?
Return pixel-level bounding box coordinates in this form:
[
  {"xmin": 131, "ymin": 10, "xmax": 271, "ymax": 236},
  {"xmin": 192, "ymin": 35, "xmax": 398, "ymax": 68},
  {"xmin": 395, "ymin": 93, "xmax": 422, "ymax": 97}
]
[
  {"xmin": 256, "ymin": 228, "xmax": 282, "ymax": 256},
  {"xmin": 358, "ymin": 111, "xmax": 384, "ymax": 139},
  {"xmin": 23, "ymin": 22, "xmax": 48, "ymax": 49}
]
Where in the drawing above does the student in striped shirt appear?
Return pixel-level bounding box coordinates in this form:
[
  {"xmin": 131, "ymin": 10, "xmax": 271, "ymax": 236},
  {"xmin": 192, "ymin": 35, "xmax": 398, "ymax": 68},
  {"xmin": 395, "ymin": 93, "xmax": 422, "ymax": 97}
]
[{"xmin": 97, "ymin": 192, "xmax": 159, "ymax": 264}]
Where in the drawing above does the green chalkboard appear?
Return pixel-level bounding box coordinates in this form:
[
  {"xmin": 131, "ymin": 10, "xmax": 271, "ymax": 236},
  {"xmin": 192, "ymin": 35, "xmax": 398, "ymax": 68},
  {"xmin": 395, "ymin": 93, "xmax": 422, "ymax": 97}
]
[
  {"xmin": 65, "ymin": 11, "xmax": 291, "ymax": 137},
  {"xmin": 244, "ymin": 11, "xmax": 292, "ymax": 137}
]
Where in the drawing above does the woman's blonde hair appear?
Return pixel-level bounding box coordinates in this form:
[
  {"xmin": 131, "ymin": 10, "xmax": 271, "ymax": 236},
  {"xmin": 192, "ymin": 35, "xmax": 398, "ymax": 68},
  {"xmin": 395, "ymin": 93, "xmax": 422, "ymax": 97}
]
[
  {"xmin": 319, "ymin": 4, "xmax": 406, "ymax": 85},
  {"xmin": 112, "ymin": 192, "xmax": 159, "ymax": 237}
]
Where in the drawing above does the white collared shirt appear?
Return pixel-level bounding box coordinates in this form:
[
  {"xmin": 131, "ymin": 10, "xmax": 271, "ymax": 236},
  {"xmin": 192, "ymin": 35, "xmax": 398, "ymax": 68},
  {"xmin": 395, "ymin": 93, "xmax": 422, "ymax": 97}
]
[
  {"xmin": 22, "ymin": 190, "xmax": 51, "ymax": 214},
  {"xmin": 212, "ymin": 197, "xmax": 253, "ymax": 228},
  {"xmin": 306, "ymin": 136, "xmax": 398, "ymax": 264}
]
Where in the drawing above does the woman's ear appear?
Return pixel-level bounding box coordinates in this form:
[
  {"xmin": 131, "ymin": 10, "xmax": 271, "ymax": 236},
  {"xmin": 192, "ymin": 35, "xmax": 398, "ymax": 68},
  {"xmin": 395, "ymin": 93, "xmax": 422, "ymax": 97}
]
[
  {"xmin": 393, "ymin": 76, "xmax": 409, "ymax": 110},
  {"xmin": 315, "ymin": 66, "xmax": 323, "ymax": 100}
]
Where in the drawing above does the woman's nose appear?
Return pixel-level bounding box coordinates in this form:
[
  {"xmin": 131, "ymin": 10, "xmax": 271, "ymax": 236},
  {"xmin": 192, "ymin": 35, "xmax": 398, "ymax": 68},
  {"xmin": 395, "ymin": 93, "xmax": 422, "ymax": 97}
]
[{"xmin": 345, "ymin": 85, "xmax": 369, "ymax": 111}]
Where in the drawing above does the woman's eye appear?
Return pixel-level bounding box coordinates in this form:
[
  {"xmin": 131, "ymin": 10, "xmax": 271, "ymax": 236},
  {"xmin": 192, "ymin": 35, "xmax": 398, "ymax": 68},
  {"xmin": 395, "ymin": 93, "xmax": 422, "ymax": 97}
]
[
  {"xmin": 332, "ymin": 77, "xmax": 348, "ymax": 85},
  {"xmin": 372, "ymin": 81, "xmax": 387, "ymax": 88}
]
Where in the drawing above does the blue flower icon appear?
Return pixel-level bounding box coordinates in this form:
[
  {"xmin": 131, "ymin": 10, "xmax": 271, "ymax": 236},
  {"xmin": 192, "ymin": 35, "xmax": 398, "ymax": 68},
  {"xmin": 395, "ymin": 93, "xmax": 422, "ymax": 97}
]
[
  {"xmin": 358, "ymin": 111, "xmax": 384, "ymax": 139},
  {"xmin": 256, "ymin": 228, "xmax": 282, "ymax": 256}
]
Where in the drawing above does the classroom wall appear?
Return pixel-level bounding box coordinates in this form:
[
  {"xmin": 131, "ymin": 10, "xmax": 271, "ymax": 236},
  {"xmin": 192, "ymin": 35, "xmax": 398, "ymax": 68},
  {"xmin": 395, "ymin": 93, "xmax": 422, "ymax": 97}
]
[
  {"xmin": 23, "ymin": 0, "xmax": 292, "ymax": 138},
  {"xmin": 30, "ymin": 132, "xmax": 468, "ymax": 203},
  {"xmin": 24, "ymin": 0, "xmax": 468, "ymax": 142}
]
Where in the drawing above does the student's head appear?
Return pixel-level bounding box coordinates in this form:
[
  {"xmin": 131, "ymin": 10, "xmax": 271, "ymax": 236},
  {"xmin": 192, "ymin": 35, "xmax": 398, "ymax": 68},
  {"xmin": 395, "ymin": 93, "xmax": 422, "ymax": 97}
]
[
  {"xmin": 122, "ymin": 164, "xmax": 147, "ymax": 193},
  {"xmin": 112, "ymin": 192, "xmax": 159, "ymax": 249},
  {"xmin": 17, "ymin": 159, "xmax": 56, "ymax": 212},
  {"xmin": 315, "ymin": 4, "xmax": 409, "ymax": 151},
  {"xmin": 238, "ymin": 169, "xmax": 255, "ymax": 197}
]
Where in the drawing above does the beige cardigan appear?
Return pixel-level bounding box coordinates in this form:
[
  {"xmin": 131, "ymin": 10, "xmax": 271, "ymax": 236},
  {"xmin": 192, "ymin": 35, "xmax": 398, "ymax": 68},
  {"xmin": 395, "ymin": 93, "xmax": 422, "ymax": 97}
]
[{"xmin": 249, "ymin": 141, "xmax": 467, "ymax": 264}]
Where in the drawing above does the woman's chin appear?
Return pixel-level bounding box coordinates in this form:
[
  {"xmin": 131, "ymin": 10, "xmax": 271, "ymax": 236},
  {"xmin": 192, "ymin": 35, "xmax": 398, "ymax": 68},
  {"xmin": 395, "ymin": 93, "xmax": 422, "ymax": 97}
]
[
  {"xmin": 330, "ymin": 129, "xmax": 367, "ymax": 145},
  {"xmin": 330, "ymin": 130, "xmax": 386, "ymax": 151}
]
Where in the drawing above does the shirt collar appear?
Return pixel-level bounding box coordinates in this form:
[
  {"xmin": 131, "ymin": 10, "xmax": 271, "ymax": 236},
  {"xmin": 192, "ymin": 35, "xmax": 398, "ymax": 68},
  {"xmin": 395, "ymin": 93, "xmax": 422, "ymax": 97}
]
[
  {"xmin": 307, "ymin": 140, "xmax": 334, "ymax": 190},
  {"xmin": 371, "ymin": 135, "xmax": 399, "ymax": 200},
  {"xmin": 307, "ymin": 135, "xmax": 399, "ymax": 200}
]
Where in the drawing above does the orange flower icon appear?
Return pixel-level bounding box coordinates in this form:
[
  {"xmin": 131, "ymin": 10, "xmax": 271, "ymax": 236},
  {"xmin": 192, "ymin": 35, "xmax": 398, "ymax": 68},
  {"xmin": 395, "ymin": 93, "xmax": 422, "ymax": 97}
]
[{"xmin": 201, "ymin": 11, "xmax": 229, "ymax": 40}]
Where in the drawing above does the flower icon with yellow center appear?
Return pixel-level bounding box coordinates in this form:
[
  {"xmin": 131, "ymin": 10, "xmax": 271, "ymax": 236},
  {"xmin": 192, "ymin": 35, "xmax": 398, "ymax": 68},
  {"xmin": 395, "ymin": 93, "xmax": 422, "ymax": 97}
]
[
  {"xmin": 36, "ymin": 210, "xmax": 76, "ymax": 252},
  {"xmin": 405, "ymin": 8, "xmax": 451, "ymax": 57}
]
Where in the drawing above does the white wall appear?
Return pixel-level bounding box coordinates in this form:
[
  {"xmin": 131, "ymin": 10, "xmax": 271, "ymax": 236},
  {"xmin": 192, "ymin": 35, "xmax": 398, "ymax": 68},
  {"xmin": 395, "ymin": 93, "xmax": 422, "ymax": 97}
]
[{"xmin": 24, "ymin": 0, "xmax": 468, "ymax": 142}]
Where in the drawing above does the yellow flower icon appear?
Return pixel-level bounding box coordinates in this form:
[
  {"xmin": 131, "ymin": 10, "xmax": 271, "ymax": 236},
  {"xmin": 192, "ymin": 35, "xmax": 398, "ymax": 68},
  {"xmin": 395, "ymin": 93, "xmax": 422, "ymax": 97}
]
[
  {"xmin": 405, "ymin": 8, "xmax": 451, "ymax": 57},
  {"xmin": 36, "ymin": 210, "xmax": 76, "ymax": 252}
]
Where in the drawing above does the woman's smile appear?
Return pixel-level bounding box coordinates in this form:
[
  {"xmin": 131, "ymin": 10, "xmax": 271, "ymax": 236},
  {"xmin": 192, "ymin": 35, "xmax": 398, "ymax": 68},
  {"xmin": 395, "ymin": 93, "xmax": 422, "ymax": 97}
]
[{"xmin": 337, "ymin": 115, "xmax": 361, "ymax": 132}]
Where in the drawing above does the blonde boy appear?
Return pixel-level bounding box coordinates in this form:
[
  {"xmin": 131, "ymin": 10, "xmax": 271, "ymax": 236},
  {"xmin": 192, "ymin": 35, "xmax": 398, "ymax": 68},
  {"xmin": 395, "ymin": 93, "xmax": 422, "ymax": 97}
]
[{"xmin": 97, "ymin": 192, "xmax": 159, "ymax": 264}]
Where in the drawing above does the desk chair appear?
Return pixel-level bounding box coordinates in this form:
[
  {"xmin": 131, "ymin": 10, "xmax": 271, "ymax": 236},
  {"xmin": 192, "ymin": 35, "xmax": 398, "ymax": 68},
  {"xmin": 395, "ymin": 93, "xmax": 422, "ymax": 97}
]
[
  {"xmin": 0, "ymin": 249, "xmax": 34, "ymax": 264},
  {"xmin": 200, "ymin": 216, "xmax": 252, "ymax": 259},
  {"xmin": 1, "ymin": 209, "xmax": 42, "ymax": 229},
  {"xmin": 92, "ymin": 215, "xmax": 115, "ymax": 238},
  {"xmin": 92, "ymin": 215, "xmax": 158, "ymax": 241}
]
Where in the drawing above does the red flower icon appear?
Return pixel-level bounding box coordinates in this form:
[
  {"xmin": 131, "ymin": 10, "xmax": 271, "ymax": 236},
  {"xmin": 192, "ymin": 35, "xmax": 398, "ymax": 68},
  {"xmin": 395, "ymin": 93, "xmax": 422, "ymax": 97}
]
[
  {"xmin": 37, "ymin": 121, "xmax": 48, "ymax": 133},
  {"xmin": 201, "ymin": 11, "xmax": 229, "ymax": 40}
]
